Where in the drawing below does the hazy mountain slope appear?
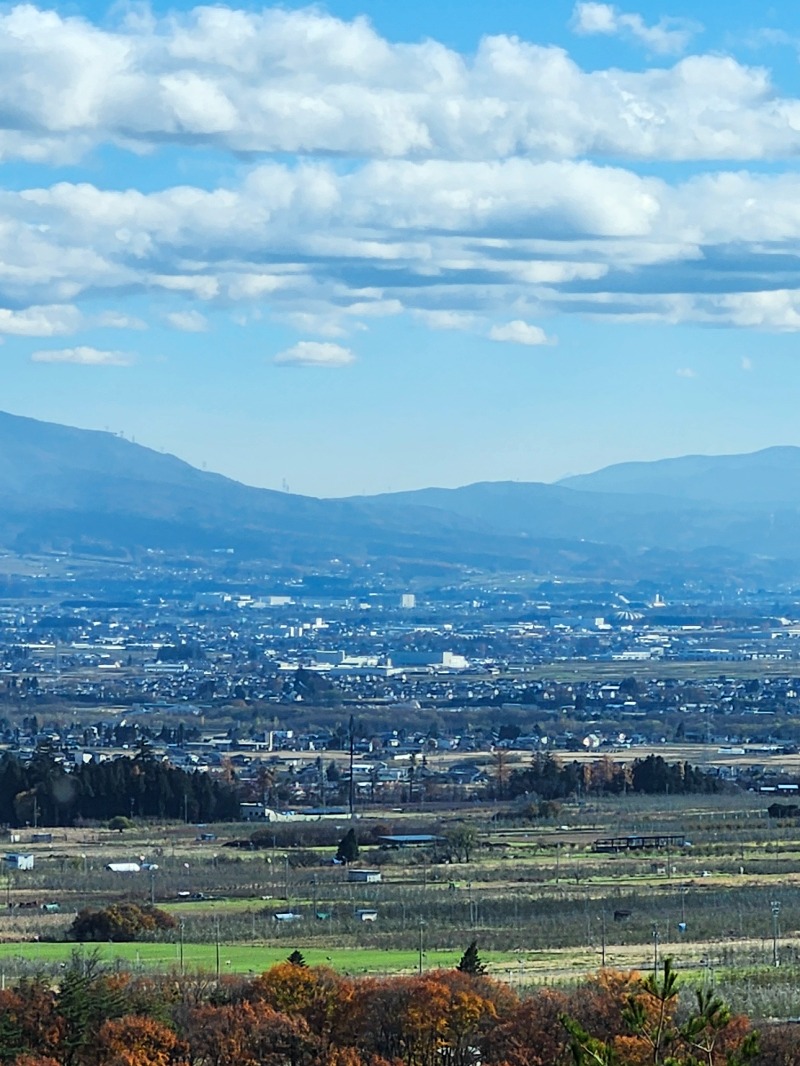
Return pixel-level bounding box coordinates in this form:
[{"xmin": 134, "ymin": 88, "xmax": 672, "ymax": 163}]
[
  {"xmin": 557, "ymin": 446, "xmax": 800, "ymax": 506},
  {"xmin": 0, "ymin": 410, "xmax": 626, "ymax": 574},
  {"xmin": 357, "ymin": 477, "xmax": 800, "ymax": 559},
  {"xmin": 4, "ymin": 408, "xmax": 800, "ymax": 580}
]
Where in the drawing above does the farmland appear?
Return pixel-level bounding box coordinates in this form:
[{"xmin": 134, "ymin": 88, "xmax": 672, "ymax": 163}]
[{"xmin": 2, "ymin": 786, "xmax": 800, "ymax": 1017}]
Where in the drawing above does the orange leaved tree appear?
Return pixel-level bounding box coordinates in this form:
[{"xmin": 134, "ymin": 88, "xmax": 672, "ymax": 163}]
[{"xmin": 561, "ymin": 959, "xmax": 758, "ymax": 1066}]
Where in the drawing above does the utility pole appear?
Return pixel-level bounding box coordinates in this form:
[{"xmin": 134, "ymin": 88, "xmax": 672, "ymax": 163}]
[
  {"xmin": 179, "ymin": 919, "xmax": 184, "ymax": 973},
  {"xmin": 600, "ymin": 911, "xmax": 606, "ymax": 968},
  {"xmin": 652, "ymin": 924, "xmax": 659, "ymax": 978},
  {"xmin": 348, "ymin": 715, "xmax": 355, "ymax": 819},
  {"xmin": 771, "ymin": 900, "xmax": 781, "ymax": 967},
  {"xmin": 318, "ymin": 758, "xmax": 326, "ymax": 813},
  {"xmin": 215, "ymin": 916, "xmax": 221, "ymax": 979},
  {"xmin": 418, "ymin": 918, "xmax": 425, "ymax": 975}
]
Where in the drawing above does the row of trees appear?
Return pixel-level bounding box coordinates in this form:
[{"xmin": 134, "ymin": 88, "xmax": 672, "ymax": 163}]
[
  {"xmin": 504, "ymin": 753, "xmax": 723, "ymax": 801},
  {"xmin": 0, "ymin": 751, "xmax": 239, "ymax": 826},
  {"xmin": 0, "ymin": 953, "xmax": 782, "ymax": 1066}
]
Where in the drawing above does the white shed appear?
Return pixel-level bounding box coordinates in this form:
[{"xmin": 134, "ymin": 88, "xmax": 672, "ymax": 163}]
[
  {"xmin": 348, "ymin": 869, "xmax": 382, "ymax": 883},
  {"xmin": 4, "ymin": 854, "xmax": 34, "ymax": 870}
]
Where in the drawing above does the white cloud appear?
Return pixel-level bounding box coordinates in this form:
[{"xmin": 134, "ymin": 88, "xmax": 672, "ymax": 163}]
[
  {"xmin": 0, "ymin": 305, "xmax": 82, "ymax": 336},
  {"xmin": 165, "ymin": 310, "xmax": 208, "ymax": 332},
  {"xmin": 741, "ymin": 356, "xmax": 753, "ymax": 371},
  {"xmin": 676, "ymin": 367, "xmax": 697, "ymax": 378},
  {"xmin": 713, "ymin": 290, "xmax": 800, "ymax": 331},
  {"xmin": 274, "ymin": 341, "xmax": 356, "ymax": 368},
  {"xmin": 3, "ymin": 11, "xmax": 800, "ymax": 339},
  {"xmin": 30, "ymin": 345, "xmax": 132, "ymax": 365},
  {"xmin": 95, "ymin": 311, "xmax": 147, "ymax": 330},
  {"xmin": 10, "ymin": 158, "xmax": 800, "ymax": 335},
  {"xmin": 5, "ymin": 159, "xmax": 800, "ymax": 336},
  {"xmin": 489, "ymin": 321, "xmax": 552, "ymax": 346},
  {"xmin": 414, "ymin": 310, "xmax": 481, "ymax": 331},
  {"xmin": 571, "ymin": 3, "xmax": 700, "ymax": 55},
  {"xmin": 0, "ymin": 5, "xmax": 788, "ymax": 166}
]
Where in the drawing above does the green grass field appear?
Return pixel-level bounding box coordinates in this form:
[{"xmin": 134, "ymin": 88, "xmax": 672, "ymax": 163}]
[{"xmin": 0, "ymin": 940, "xmax": 464, "ymax": 975}]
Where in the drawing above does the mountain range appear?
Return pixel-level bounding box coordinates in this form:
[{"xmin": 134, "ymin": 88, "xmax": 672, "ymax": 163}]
[{"xmin": 4, "ymin": 409, "xmax": 800, "ymax": 582}]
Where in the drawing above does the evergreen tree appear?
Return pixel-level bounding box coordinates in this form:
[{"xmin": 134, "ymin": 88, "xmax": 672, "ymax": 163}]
[
  {"xmin": 336, "ymin": 828, "xmax": 359, "ymax": 865},
  {"xmin": 287, "ymin": 950, "xmax": 307, "ymax": 967},
  {"xmin": 456, "ymin": 940, "xmax": 487, "ymax": 975}
]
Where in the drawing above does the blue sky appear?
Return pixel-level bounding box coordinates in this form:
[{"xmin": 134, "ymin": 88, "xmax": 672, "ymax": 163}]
[{"xmin": 5, "ymin": 0, "xmax": 800, "ymax": 496}]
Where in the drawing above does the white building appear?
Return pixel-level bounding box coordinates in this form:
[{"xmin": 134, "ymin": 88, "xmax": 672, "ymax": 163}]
[
  {"xmin": 347, "ymin": 869, "xmax": 382, "ymax": 883},
  {"xmin": 4, "ymin": 854, "xmax": 33, "ymax": 870}
]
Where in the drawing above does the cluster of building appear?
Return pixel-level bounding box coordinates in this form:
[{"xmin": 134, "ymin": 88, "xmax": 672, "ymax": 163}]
[{"xmin": 0, "ymin": 558, "xmax": 799, "ymax": 804}]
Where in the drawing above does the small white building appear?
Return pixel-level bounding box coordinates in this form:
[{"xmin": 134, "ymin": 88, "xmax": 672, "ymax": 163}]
[
  {"xmin": 4, "ymin": 853, "xmax": 33, "ymax": 870},
  {"xmin": 348, "ymin": 869, "xmax": 382, "ymax": 884}
]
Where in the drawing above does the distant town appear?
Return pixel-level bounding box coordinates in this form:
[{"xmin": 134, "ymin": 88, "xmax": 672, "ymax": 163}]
[{"xmin": 3, "ymin": 551, "xmax": 800, "ymax": 816}]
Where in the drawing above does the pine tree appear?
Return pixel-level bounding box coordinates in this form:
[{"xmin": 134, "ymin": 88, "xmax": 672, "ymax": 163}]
[
  {"xmin": 336, "ymin": 828, "xmax": 359, "ymax": 865},
  {"xmin": 456, "ymin": 940, "xmax": 487, "ymax": 975},
  {"xmin": 287, "ymin": 950, "xmax": 307, "ymax": 967}
]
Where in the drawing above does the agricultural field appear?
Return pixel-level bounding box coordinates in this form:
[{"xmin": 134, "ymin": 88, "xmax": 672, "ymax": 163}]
[{"xmin": 2, "ymin": 789, "xmax": 800, "ymax": 1017}]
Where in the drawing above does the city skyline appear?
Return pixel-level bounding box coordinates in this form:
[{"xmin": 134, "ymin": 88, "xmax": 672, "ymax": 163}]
[{"xmin": 4, "ymin": 0, "xmax": 800, "ymax": 495}]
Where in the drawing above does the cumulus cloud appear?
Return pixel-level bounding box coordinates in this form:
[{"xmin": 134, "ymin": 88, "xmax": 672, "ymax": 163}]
[
  {"xmin": 165, "ymin": 310, "xmax": 208, "ymax": 332},
  {"xmin": 0, "ymin": 305, "xmax": 82, "ymax": 336},
  {"xmin": 2, "ymin": 9, "xmax": 800, "ymax": 339},
  {"xmin": 9, "ymin": 159, "xmax": 800, "ymax": 336},
  {"xmin": 414, "ymin": 310, "xmax": 481, "ymax": 331},
  {"xmin": 30, "ymin": 345, "xmax": 132, "ymax": 365},
  {"xmin": 571, "ymin": 3, "xmax": 700, "ymax": 54},
  {"xmin": 95, "ymin": 311, "xmax": 147, "ymax": 330},
  {"xmin": 274, "ymin": 341, "xmax": 356, "ymax": 367},
  {"xmin": 0, "ymin": 5, "xmax": 788, "ymax": 165},
  {"xmin": 489, "ymin": 321, "xmax": 552, "ymax": 346}
]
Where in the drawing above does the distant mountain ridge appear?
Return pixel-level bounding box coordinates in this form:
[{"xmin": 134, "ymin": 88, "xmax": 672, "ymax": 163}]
[
  {"xmin": 3, "ymin": 409, "xmax": 800, "ymax": 582},
  {"xmin": 557, "ymin": 446, "xmax": 800, "ymax": 506}
]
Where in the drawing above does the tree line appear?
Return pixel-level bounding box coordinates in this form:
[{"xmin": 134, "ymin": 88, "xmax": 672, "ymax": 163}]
[
  {"xmin": 0, "ymin": 952, "xmax": 789, "ymax": 1066},
  {"xmin": 0, "ymin": 750, "xmax": 239, "ymax": 827},
  {"xmin": 504, "ymin": 753, "xmax": 724, "ymax": 801},
  {"xmin": 0, "ymin": 747, "xmax": 724, "ymax": 828}
]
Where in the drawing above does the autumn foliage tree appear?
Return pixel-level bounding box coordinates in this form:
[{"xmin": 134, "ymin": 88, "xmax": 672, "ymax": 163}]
[
  {"xmin": 95, "ymin": 1017, "xmax": 188, "ymax": 1066},
  {"xmin": 69, "ymin": 904, "xmax": 177, "ymax": 943},
  {"xmin": 0, "ymin": 959, "xmax": 763, "ymax": 1066},
  {"xmin": 561, "ymin": 960, "xmax": 757, "ymax": 1066},
  {"xmin": 0, "ymin": 978, "xmax": 63, "ymax": 1063}
]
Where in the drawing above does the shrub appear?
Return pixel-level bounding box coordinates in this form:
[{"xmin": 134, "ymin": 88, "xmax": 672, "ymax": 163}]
[{"xmin": 69, "ymin": 903, "xmax": 177, "ymax": 943}]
